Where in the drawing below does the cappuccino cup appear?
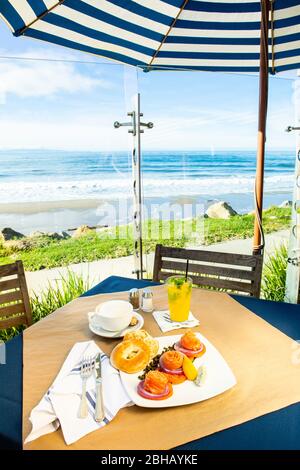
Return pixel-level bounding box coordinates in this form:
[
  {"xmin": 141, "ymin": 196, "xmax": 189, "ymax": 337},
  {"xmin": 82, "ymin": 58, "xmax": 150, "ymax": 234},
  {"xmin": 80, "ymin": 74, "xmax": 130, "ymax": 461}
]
[{"xmin": 89, "ymin": 300, "xmax": 133, "ymax": 332}]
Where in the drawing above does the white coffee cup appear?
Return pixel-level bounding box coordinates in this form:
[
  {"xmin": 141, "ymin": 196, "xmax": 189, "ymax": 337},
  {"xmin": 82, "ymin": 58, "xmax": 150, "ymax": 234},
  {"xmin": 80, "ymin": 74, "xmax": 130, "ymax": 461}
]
[{"xmin": 89, "ymin": 300, "xmax": 133, "ymax": 332}]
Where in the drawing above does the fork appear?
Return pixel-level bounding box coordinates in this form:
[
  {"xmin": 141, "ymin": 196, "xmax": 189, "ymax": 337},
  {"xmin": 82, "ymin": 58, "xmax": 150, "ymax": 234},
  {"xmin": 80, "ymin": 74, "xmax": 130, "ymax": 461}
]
[
  {"xmin": 162, "ymin": 313, "xmax": 193, "ymax": 326},
  {"xmin": 78, "ymin": 356, "xmax": 94, "ymax": 419}
]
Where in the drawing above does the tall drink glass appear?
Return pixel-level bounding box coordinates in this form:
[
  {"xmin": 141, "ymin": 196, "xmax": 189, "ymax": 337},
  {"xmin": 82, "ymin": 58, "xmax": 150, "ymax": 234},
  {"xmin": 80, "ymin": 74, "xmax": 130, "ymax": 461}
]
[{"xmin": 166, "ymin": 276, "xmax": 192, "ymax": 322}]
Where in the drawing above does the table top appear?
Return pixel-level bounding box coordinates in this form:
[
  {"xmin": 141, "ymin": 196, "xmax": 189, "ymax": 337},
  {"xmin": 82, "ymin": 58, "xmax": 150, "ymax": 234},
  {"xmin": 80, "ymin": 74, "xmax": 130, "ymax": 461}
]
[{"xmin": 1, "ymin": 275, "xmax": 300, "ymax": 450}]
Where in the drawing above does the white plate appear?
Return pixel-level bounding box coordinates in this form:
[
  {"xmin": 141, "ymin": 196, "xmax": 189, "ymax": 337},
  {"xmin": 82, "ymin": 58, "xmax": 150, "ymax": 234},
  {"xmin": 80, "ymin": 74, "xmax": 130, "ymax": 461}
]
[
  {"xmin": 88, "ymin": 312, "xmax": 144, "ymax": 338},
  {"xmin": 120, "ymin": 333, "xmax": 236, "ymax": 408}
]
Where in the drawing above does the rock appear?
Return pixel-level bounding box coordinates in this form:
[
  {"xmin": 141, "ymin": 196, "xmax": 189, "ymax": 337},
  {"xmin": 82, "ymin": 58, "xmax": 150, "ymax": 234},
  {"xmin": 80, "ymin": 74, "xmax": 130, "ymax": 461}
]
[
  {"xmin": 60, "ymin": 231, "xmax": 71, "ymax": 239},
  {"xmin": 47, "ymin": 232, "xmax": 64, "ymax": 240},
  {"xmin": 29, "ymin": 231, "xmax": 69, "ymax": 240},
  {"xmin": 72, "ymin": 225, "xmax": 93, "ymax": 238},
  {"xmin": 0, "ymin": 227, "xmax": 24, "ymax": 242},
  {"xmin": 205, "ymin": 201, "xmax": 238, "ymax": 219},
  {"xmin": 29, "ymin": 231, "xmax": 46, "ymax": 238},
  {"xmin": 279, "ymin": 200, "xmax": 292, "ymax": 208}
]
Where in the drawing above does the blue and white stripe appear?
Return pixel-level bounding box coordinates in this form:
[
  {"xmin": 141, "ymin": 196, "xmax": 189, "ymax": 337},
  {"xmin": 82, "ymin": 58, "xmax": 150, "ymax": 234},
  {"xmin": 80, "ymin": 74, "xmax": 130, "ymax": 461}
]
[{"xmin": 0, "ymin": 0, "xmax": 300, "ymax": 73}]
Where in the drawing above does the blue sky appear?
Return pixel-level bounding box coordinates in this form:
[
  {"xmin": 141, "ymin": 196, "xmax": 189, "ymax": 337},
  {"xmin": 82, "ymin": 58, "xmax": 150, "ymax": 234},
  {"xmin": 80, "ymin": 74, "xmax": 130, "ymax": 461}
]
[{"xmin": 0, "ymin": 19, "xmax": 297, "ymax": 151}]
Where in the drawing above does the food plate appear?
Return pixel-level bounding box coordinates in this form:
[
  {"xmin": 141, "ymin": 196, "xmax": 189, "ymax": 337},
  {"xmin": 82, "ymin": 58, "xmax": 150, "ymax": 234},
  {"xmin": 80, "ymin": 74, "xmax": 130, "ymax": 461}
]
[
  {"xmin": 88, "ymin": 312, "xmax": 144, "ymax": 338},
  {"xmin": 119, "ymin": 332, "xmax": 236, "ymax": 408}
]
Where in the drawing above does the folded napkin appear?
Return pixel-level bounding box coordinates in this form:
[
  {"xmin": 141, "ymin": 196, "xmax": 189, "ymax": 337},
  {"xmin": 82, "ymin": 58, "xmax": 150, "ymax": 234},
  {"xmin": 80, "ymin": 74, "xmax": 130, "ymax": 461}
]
[
  {"xmin": 25, "ymin": 340, "xmax": 132, "ymax": 446},
  {"xmin": 152, "ymin": 310, "xmax": 200, "ymax": 333}
]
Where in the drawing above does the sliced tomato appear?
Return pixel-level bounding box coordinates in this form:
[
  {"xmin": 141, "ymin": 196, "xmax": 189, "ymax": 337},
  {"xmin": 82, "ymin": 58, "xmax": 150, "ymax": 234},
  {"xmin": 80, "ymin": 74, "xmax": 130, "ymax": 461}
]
[{"xmin": 137, "ymin": 381, "xmax": 173, "ymax": 400}]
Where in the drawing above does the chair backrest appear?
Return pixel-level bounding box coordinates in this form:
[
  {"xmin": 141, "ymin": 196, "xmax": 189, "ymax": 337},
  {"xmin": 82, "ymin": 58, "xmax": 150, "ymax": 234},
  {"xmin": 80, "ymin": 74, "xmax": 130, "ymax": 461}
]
[
  {"xmin": 153, "ymin": 244, "xmax": 263, "ymax": 298},
  {"xmin": 0, "ymin": 261, "xmax": 32, "ymax": 330}
]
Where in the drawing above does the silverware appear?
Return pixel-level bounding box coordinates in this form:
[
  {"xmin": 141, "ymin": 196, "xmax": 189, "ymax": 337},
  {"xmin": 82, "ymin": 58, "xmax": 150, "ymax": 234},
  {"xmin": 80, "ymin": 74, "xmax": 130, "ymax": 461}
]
[
  {"xmin": 78, "ymin": 356, "xmax": 94, "ymax": 419},
  {"xmin": 161, "ymin": 313, "xmax": 194, "ymax": 326},
  {"xmin": 95, "ymin": 353, "xmax": 105, "ymax": 423}
]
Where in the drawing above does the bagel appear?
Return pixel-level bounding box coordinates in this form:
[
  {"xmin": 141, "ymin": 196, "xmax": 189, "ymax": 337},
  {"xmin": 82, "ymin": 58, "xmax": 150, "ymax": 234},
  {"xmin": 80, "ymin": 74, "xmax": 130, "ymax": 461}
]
[
  {"xmin": 110, "ymin": 338, "xmax": 151, "ymax": 374},
  {"xmin": 123, "ymin": 329, "xmax": 159, "ymax": 359}
]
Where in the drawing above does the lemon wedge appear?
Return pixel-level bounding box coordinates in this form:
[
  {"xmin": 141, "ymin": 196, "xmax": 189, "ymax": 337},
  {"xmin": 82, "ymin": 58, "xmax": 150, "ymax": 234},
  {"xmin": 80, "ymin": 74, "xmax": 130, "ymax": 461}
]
[{"xmin": 182, "ymin": 355, "xmax": 198, "ymax": 381}]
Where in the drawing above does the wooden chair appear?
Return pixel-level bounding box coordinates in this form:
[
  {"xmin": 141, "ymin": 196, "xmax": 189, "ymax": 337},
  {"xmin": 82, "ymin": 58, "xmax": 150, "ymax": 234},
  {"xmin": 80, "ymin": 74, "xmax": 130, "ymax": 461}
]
[
  {"xmin": 153, "ymin": 244, "xmax": 263, "ymax": 298},
  {"xmin": 0, "ymin": 261, "xmax": 32, "ymax": 330}
]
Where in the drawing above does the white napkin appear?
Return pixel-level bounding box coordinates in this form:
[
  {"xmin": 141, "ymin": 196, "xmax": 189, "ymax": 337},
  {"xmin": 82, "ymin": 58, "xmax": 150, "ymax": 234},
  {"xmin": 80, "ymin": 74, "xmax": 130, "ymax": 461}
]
[
  {"xmin": 24, "ymin": 340, "xmax": 133, "ymax": 446},
  {"xmin": 152, "ymin": 310, "xmax": 200, "ymax": 333}
]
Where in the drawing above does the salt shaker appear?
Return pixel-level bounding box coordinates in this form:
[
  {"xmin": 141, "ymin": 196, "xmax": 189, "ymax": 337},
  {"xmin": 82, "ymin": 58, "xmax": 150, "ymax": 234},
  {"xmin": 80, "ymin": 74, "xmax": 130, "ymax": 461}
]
[
  {"xmin": 141, "ymin": 288, "xmax": 154, "ymax": 312},
  {"xmin": 129, "ymin": 288, "xmax": 140, "ymax": 310}
]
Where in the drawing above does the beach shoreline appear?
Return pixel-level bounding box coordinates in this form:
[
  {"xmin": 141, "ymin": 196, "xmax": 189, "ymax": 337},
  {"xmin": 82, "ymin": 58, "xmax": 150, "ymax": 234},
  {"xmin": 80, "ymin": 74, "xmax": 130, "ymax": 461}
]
[
  {"xmin": 0, "ymin": 192, "xmax": 293, "ymax": 235},
  {"xmin": 0, "ymin": 148, "xmax": 294, "ymax": 233},
  {"xmin": 0, "ymin": 198, "xmax": 102, "ymax": 214}
]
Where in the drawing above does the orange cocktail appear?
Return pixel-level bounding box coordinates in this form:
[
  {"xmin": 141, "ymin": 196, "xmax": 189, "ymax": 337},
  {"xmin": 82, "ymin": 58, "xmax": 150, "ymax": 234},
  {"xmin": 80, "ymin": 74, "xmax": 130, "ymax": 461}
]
[{"xmin": 166, "ymin": 276, "xmax": 192, "ymax": 322}]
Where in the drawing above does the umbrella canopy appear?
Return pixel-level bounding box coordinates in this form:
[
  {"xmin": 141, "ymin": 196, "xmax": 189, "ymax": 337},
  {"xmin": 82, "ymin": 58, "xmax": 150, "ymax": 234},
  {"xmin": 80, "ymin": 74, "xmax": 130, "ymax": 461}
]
[{"xmin": 0, "ymin": 0, "xmax": 300, "ymax": 73}]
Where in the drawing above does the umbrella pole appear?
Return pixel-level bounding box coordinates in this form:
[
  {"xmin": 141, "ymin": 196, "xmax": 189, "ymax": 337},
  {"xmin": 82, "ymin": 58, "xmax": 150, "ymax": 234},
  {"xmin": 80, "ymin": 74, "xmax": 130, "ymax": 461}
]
[{"xmin": 253, "ymin": 0, "xmax": 270, "ymax": 256}]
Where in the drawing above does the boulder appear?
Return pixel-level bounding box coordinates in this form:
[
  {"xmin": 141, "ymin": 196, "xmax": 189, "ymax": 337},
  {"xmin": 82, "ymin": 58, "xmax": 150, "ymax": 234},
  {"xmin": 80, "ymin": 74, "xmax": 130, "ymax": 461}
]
[
  {"xmin": 60, "ymin": 231, "xmax": 71, "ymax": 239},
  {"xmin": 0, "ymin": 227, "xmax": 24, "ymax": 242},
  {"xmin": 29, "ymin": 231, "xmax": 69, "ymax": 240},
  {"xmin": 205, "ymin": 201, "xmax": 238, "ymax": 219},
  {"xmin": 29, "ymin": 231, "xmax": 46, "ymax": 238},
  {"xmin": 72, "ymin": 225, "xmax": 93, "ymax": 238},
  {"xmin": 47, "ymin": 232, "xmax": 64, "ymax": 240},
  {"xmin": 279, "ymin": 200, "xmax": 292, "ymax": 208}
]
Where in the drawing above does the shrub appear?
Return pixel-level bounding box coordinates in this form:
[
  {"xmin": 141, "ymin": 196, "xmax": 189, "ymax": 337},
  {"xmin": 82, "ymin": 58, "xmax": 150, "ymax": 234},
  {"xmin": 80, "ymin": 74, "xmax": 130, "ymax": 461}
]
[{"xmin": 261, "ymin": 244, "xmax": 288, "ymax": 302}]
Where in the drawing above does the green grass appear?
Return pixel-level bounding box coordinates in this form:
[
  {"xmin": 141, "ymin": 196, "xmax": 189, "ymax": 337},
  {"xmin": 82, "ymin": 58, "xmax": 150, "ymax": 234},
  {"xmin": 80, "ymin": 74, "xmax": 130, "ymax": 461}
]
[
  {"xmin": 0, "ymin": 206, "xmax": 291, "ymax": 271},
  {"xmin": 203, "ymin": 206, "xmax": 291, "ymax": 244},
  {"xmin": 0, "ymin": 270, "xmax": 90, "ymax": 343},
  {"xmin": 261, "ymin": 244, "xmax": 288, "ymax": 302}
]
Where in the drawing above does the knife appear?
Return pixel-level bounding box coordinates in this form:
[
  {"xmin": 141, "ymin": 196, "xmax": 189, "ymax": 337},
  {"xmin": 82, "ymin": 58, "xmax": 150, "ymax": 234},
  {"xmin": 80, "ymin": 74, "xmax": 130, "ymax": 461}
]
[{"xmin": 95, "ymin": 353, "xmax": 105, "ymax": 423}]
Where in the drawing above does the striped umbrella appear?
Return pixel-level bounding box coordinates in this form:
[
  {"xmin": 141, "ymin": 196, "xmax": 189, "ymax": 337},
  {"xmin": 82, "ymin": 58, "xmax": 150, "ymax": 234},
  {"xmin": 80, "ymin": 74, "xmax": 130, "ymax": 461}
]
[
  {"xmin": 0, "ymin": 0, "xmax": 299, "ymax": 73},
  {"xmin": 0, "ymin": 0, "xmax": 298, "ymax": 257}
]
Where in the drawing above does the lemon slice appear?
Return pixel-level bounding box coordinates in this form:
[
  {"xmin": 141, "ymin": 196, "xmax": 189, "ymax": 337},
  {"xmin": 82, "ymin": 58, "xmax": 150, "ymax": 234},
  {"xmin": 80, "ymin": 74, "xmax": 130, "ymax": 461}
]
[{"xmin": 182, "ymin": 355, "xmax": 198, "ymax": 381}]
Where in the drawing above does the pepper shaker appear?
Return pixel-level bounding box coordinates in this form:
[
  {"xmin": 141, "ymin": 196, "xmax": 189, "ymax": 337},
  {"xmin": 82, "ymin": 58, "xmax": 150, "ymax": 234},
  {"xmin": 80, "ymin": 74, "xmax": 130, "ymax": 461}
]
[
  {"xmin": 129, "ymin": 288, "xmax": 140, "ymax": 310},
  {"xmin": 141, "ymin": 288, "xmax": 154, "ymax": 312}
]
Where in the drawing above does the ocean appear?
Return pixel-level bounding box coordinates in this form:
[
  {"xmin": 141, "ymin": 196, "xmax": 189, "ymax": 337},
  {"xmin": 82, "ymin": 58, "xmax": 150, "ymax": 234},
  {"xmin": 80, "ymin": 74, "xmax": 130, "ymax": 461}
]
[{"xmin": 0, "ymin": 149, "xmax": 295, "ymax": 233}]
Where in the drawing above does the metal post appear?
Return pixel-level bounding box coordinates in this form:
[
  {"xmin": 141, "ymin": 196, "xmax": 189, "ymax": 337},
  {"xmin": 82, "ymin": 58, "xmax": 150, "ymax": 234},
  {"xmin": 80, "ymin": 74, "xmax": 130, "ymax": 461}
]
[
  {"xmin": 253, "ymin": 0, "xmax": 270, "ymax": 255},
  {"xmin": 131, "ymin": 94, "xmax": 143, "ymax": 279},
  {"xmin": 114, "ymin": 93, "xmax": 153, "ymax": 279},
  {"xmin": 285, "ymin": 74, "xmax": 300, "ymax": 303}
]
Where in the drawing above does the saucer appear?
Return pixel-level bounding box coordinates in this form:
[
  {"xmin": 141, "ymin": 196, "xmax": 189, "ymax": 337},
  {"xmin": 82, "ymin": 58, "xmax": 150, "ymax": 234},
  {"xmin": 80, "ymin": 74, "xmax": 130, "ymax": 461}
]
[{"xmin": 88, "ymin": 312, "xmax": 144, "ymax": 338}]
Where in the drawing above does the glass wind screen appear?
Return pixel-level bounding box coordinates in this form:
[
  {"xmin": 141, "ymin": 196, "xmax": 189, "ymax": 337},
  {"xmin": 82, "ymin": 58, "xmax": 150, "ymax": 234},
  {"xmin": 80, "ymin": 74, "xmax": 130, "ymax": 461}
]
[
  {"xmin": 0, "ymin": 54, "xmax": 136, "ymax": 289},
  {"xmin": 136, "ymin": 68, "xmax": 294, "ymax": 271}
]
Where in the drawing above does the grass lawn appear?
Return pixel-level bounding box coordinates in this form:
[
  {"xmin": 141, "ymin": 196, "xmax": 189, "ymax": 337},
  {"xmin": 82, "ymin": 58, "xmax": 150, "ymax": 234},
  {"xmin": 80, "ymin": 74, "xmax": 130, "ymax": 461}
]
[{"xmin": 0, "ymin": 206, "xmax": 291, "ymax": 271}]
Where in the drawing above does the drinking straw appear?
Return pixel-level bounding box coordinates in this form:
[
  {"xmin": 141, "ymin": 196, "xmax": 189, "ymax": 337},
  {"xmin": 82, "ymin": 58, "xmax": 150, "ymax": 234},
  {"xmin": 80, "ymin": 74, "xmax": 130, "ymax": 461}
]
[{"xmin": 185, "ymin": 259, "xmax": 189, "ymax": 281}]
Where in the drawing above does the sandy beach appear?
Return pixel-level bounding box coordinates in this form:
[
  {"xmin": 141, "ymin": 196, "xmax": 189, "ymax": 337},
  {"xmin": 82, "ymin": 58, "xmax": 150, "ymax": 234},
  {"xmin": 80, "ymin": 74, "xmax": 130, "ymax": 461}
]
[
  {"xmin": 0, "ymin": 191, "xmax": 293, "ymax": 236},
  {"xmin": 0, "ymin": 199, "xmax": 102, "ymax": 214}
]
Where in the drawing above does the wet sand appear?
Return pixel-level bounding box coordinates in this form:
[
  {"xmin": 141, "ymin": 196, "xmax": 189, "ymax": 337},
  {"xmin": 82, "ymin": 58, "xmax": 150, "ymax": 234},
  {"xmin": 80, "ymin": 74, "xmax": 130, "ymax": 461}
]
[{"xmin": 0, "ymin": 199, "xmax": 102, "ymax": 214}]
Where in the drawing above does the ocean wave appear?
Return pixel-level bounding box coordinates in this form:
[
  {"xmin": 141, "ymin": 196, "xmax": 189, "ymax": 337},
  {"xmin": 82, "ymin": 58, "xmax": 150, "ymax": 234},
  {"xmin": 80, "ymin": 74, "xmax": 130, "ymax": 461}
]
[{"xmin": 0, "ymin": 174, "xmax": 294, "ymax": 204}]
